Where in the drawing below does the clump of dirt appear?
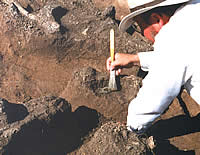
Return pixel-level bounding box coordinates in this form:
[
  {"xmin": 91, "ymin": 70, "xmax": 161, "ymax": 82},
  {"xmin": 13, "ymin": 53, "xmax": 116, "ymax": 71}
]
[
  {"xmin": 75, "ymin": 121, "xmax": 151, "ymax": 154},
  {"xmin": 73, "ymin": 67, "xmax": 109, "ymax": 94}
]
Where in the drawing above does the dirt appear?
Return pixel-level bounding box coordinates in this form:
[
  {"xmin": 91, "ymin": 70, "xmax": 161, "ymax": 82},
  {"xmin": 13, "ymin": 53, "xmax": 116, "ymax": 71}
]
[
  {"xmin": 0, "ymin": 0, "xmax": 199, "ymax": 154},
  {"xmin": 75, "ymin": 121, "xmax": 151, "ymax": 155}
]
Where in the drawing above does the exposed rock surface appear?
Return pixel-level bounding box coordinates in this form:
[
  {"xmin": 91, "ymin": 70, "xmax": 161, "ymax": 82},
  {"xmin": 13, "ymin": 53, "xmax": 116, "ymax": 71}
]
[
  {"xmin": 0, "ymin": 96, "xmax": 72, "ymax": 154},
  {"xmin": 76, "ymin": 121, "xmax": 151, "ymax": 155}
]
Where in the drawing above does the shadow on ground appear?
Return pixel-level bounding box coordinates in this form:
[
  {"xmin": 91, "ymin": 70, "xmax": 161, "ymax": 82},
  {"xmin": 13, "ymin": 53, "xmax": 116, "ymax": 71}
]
[
  {"xmin": 148, "ymin": 113, "xmax": 200, "ymax": 155},
  {"xmin": 2, "ymin": 106, "xmax": 102, "ymax": 155},
  {"xmin": 3, "ymin": 101, "xmax": 29, "ymax": 124}
]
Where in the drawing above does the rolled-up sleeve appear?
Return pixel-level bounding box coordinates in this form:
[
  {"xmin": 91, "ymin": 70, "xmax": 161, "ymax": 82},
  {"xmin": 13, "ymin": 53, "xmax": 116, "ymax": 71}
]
[
  {"xmin": 138, "ymin": 51, "xmax": 157, "ymax": 71},
  {"xmin": 127, "ymin": 54, "xmax": 187, "ymax": 132}
]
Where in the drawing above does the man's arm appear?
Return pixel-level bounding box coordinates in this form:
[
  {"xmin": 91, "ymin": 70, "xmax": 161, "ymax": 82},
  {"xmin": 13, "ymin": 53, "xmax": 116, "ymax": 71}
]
[
  {"xmin": 127, "ymin": 54, "xmax": 186, "ymax": 133},
  {"xmin": 106, "ymin": 51, "xmax": 155, "ymax": 74},
  {"xmin": 138, "ymin": 51, "xmax": 157, "ymax": 71}
]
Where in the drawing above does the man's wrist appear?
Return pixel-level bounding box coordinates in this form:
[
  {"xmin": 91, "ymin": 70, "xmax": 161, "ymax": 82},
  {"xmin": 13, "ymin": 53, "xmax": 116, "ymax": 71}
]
[{"xmin": 130, "ymin": 54, "xmax": 140, "ymax": 66}]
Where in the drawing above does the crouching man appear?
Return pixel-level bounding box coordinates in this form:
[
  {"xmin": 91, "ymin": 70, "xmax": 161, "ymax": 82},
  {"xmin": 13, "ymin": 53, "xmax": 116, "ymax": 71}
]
[{"xmin": 106, "ymin": 0, "xmax": 200, "ymax": 133}]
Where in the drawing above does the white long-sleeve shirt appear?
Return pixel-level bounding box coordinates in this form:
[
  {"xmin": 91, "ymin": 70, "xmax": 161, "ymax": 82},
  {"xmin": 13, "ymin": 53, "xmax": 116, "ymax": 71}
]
[{"xmin": 127, "ymin": 0, "xmax": 200, "ymax": 132}]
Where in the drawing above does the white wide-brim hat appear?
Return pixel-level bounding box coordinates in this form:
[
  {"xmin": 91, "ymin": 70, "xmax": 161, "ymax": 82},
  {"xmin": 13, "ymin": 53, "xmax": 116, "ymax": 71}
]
[{"xmin": 119, "ymin": 0, "xmax": 190, "ymax": 32}]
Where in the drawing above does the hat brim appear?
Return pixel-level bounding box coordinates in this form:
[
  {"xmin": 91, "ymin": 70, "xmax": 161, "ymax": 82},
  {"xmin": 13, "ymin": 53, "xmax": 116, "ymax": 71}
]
[{"xmin": 119, "ymin": 0, "xmax": 190, "ymax": 32}]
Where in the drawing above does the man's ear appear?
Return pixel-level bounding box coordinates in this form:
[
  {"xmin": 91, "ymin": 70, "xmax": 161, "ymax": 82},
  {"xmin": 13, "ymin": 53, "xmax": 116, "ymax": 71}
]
[{"xmin": 149, "ymin": 13, "xmax": 164, "ymax": 27}]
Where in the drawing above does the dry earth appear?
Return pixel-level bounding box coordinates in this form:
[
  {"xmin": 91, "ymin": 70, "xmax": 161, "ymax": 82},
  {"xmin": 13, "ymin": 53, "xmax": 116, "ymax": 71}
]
[{"xmin": 0, "ymin": 0, "xmax": 200, "ymax": 154}]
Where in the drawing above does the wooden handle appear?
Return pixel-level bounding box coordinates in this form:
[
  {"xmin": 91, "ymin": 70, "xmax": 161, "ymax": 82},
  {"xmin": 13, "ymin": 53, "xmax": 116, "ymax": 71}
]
[{"xmin": 110, "ymin": 29, "xmax": 114, "ymax": 63}]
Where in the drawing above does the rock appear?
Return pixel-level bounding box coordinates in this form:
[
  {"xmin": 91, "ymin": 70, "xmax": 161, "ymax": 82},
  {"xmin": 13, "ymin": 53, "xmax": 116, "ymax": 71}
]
[
  {"xmin": 101, "ymin": 5, "xmax": 116, "ymax": 19},
  {"xmin": 2, "ymin": 0, "xmax": 60, "ymax": 34},
  {"xmin": 76, "ymin": 121, "xmax": 151, "ymax": 154},
  {"xmin": 92, "ymin": 0, "xmax": 130, "ymax": 20},
  {"xmin": 0, "ymin": 96, "xmax": 76, "ymax": 154},
  {"xmin": 69, "ymin": 67, "xmax": 109, "ymax": 95}
]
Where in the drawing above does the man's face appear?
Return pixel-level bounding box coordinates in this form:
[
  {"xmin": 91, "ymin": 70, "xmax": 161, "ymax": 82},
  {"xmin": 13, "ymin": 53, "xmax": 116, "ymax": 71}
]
[{"xmin": 134, "ymin": 12, "xmax": 170, "ymax": 43}]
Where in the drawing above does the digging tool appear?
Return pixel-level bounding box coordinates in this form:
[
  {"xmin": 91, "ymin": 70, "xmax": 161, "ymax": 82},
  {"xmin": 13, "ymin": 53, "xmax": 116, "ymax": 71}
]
[{"xmin": 108, "ymin": 29, "xmax": 118, "ymax": 91}]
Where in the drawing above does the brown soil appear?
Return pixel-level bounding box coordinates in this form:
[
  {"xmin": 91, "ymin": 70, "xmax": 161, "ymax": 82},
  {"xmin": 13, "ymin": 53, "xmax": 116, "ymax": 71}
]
[{"xmin": 0, "ymin": 0, "xmax": 199, "ymax": 154}]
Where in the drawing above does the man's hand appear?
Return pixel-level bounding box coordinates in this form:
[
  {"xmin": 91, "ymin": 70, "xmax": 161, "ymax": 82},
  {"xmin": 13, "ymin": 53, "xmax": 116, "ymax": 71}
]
[{"xmin": 106, "ymin": 53, "xmax": 140, "ymax": 75}]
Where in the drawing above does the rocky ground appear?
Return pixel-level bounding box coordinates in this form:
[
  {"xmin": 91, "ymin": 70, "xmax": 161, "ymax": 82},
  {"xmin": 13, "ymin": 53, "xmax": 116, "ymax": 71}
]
[{"xmin": 0, "ymin": 0, "xmax": 199, "ymax": 154}]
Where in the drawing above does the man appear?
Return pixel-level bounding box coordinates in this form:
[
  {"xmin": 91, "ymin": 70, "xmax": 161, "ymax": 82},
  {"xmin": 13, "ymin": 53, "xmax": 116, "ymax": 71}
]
[{"xmin": 106, "ymin": 0, "xmax": 200, "ymax": 133}]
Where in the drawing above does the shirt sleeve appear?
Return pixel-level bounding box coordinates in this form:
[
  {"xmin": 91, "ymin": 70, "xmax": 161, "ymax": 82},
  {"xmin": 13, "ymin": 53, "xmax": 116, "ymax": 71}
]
[
  {"xmin": 127, "ymin": 54, "xmax": 187, "ymax": 132},
  {"xmin": 138, "ymin": 51, "xmax": 157, "ymax": 71}
]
